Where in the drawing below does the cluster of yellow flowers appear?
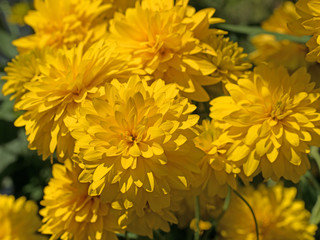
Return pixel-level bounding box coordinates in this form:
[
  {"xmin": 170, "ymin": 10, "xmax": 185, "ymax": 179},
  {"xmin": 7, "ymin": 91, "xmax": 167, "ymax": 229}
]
[{"xmin": 1, "ymin": 0, "xmax": 320, "ymax": 239}]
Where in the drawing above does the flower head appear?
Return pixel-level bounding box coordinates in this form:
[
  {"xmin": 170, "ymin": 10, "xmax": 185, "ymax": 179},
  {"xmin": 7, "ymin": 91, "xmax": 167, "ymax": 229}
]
[
  {"xmin": 288, "ymin": 0, "xmax": 320, "ymax": 62},
  {"xmin": 194, "ymin": 119, "xmax": 241, "ymax": 198},
  {"xmin": 0, "ymin": 194, "xmax": 45, "ymax": 240},
  {"xmin": 14, "ymin": 40, "xmax": 136, "ymax": 161},
  {"xmin": 217, "ymin": 184, "xmax": 317, "ymax": 240},
  {"xmin": 40, "ymin": 159, "xmax": 125, "ymax": 240},
  {"xmin": 2, "ymin": 48, "xmax": 47, "ymax": 104},
  {"xmin": 250, "ymin": 2, "xmax": 309, "ymax": 72},
  {"xmin": 262, "ymin": 1, "xmax": 299, "ymax": 35},
  {"xmin": 108, "ymin": 0, "xmax": 225, "ymax": 101},
  {"xmin": 210, "ymin": 64, "xmax": 320, "ymax": 182},
  {"xmin": 200, "ymin": 34, "xmax": 252, "ymax": 85},
  {"xmin": 13, "ymin": 0, "xmax": 110, "ymax": 52},
  {"xmin": 70, "ymin": 75, "xmax": 202, "ymax": 213},
  {"xmin": 250, "ymin": 34, "xmax": 308, "ymax": 72}
]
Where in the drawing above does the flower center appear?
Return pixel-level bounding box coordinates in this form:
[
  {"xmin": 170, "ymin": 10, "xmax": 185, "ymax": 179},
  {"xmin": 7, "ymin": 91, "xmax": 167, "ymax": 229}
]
[
  {"xmin": 270, "ymin": 94, "xmax": 292, "ymax": 120},
  {"xmin": 124, "ymin": 131, "xmax": 137, "ymax": 144}
]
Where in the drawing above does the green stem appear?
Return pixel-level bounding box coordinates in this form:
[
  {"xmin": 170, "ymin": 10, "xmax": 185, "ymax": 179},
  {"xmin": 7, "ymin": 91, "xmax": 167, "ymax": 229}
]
[
  {"xmin": 217, "ymin": 186, "xmax": 231, "ymax": 222},
  {"xmin": 233, "ymin": 189, "xmax": 259, "ymax": 240},
  {"xmin": 194, "ymin": 195, "xmax": 200, "ymax": 240},
  {"xmin": 125, "ymin": 231, "xmax": 129, "ymax": 240},
  {"xmin": 216, "ymin": 23, "xmax": 311, "ymax": 44}
]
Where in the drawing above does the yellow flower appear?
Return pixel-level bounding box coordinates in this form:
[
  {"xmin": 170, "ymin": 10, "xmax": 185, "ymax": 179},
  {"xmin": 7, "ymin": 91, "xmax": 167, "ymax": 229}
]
[
  {"xmin": 250, "ymin": 1, "xmax": 310, "ymax": 72},
  {"xmin": 14, "ymin": 40, "xmax": 136, "ymax": 161},
  {"xmin": 288, "ymin": 0, "xmax": 320, "ymax": 63},
  {"xmin": 304, "ymin": 33, "xmax": 320, "ymax": 63},
  {"xmin": 289, "ymin": 0, "xmax": 320, "ymax": 36},
  {"xmin": 217, "ymin": 184, "xmax": 317, "ymax": 240},
  {"xmin": 2, "ymin": 48, "xmax": 47, "ymax": 104},
  {"xmin": 40, "ymin": 159, "xmax": 125, "ymax": 240},
  {"xmin": 13, "ymin": 0, "xmax": 110, "ymax": 52},
  {"xmin": 0, "ymin": 194, "xmax": 45, "ymax": 240},
  {"xmin": 250, "ymin": 34, "xmax": 308, "ymax": 72},
  {"xmin": 262, "ymin": 1, "xmax": 299, "ymax": 35},
  {"xmin": 194, "ymin": 120, "xmax": 241, "ymax": 198},
  {"xmin": 70, "ymin": 75, "xmax": 202, "ymax": 213},
  {"xmin": 210, "ymin": 64, "xmax": 320, "ymax": 182},
  {"xmin": 201, "ymin": 34, "xmax": 252, "ymax": 85},
  {"xmin": 108, "ymin": 0, "xmax": 225, "ymax": 101}
]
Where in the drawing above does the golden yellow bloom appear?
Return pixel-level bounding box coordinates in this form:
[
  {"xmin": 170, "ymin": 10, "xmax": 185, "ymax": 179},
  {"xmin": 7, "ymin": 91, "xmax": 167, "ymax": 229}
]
[
  {"xmin": 13, "ymin": 0, "xmax": 110, "ymax": 52},
  {"xmin": 250, "ymin": 34, "xmax": 308, "ymax": 72},
  {"xmin": 217, "ymin": 184, "xmax": 317, "ymax": 240},
  {"xmin": 201, "ymin": 34, "xmax": 252, "ymax": 85},
  {"xmin": 210, "ymin": 64, "xmax": 320, "ymax": 182},
  {"xmin": 0, "ymin": 194, "xmax": 45, "ymax": 240},
  {"xmin": 250, "ymin": 1, "xmax": 309, "ymax": 72},
  {"xmin": 14, "ymin": 40, "xmax": 136, "ymax": 161},
  {"xmin": 40, "ymin": 159, "xmax": 125, "ymax": 240},
  {"xmin": 70, "ymin": 75, "xmax": 202, "ymax": 213},
  {"xmin": 289, "ymin": 0, "xmax": 320, "ymax": 62},
  {"xmin": 109, "ymin": 0, "xmax": 225, "ymax": 101},
  {"xmin": 262, "ymin": 1, "xmax": 299, "ymax": 35},
  {"xmin": 2, "ymin": 49, "xmax": 47, "ymax": 104},
  {"xmin": 194, "ymin": 120, "xmax": 241, "ymax": 198}
]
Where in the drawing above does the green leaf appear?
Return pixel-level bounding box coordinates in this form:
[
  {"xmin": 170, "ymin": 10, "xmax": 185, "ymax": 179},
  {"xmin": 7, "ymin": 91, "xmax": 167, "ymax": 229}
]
[
  {"xmin": 117, "ymin": 232, "xmax": 140, "ymax": 239},
  {"xmin": 0, "ymin": 80, "xmax": 18, "ymax": 122},
  {"xmin": 0, "ymin": 145, "xmax": 17, "ymax": 173},
  {"xmin": 0, "ymin": 129, "xmax": 29, "ymax": 176},
  {"xmin": 310, "ymin": 146, "xmax": 320, "ymax": 172},
  {"xmin": 0, "ymin": 29, "xmax": 18, "ymax": 59},
  {"xmin": 299, "ymin": 172, "xmax": 320, "ymax": 212},
  {"xmin": 310, "ymin": 195, "xmax": 320, "ymax": 225}
]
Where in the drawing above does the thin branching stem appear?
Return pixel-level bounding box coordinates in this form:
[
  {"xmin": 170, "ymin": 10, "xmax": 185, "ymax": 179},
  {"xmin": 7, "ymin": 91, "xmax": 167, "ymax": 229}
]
[
  {"xmin": 194, "ymin": 195, "xmax": 200, "ymax": 240},
  {"xmin": 233, "ymin": 189, "xmax": 259, "ymax": 240},
  {"xmin": 217, "ymin": 186, "xmax": 231, "ymax": 222},
  {"xmin": 217, "ymin": 23, "xmax": 310, "ymax": 44}
]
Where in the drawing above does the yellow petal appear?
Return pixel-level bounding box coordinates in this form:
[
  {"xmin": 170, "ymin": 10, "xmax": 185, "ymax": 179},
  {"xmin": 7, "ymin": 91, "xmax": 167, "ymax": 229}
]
[
  {"xmin": 284, "ymin": 129, "xmax": 300, "ymax": 147},
  {"xmin": 145, "ymin": 172, "xmax": 155, "ymax": 192},
  {"xmin": 128, "ymin": 142, "xmax": 141, "ymax": 157},
  {"xmin": 243, "ymin": 150, "xmax": 260, "ymax": 176},
  {"xmin": 266, "ymin": 146, "xmax": 279, "ymax": 163},
  {"xmin": 93, "ymin": 164, "xmax": 112, "ymax": 182},
  {"xmin": 121, "ymin": 156, "xmax": 134, "ymax": 169}
]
